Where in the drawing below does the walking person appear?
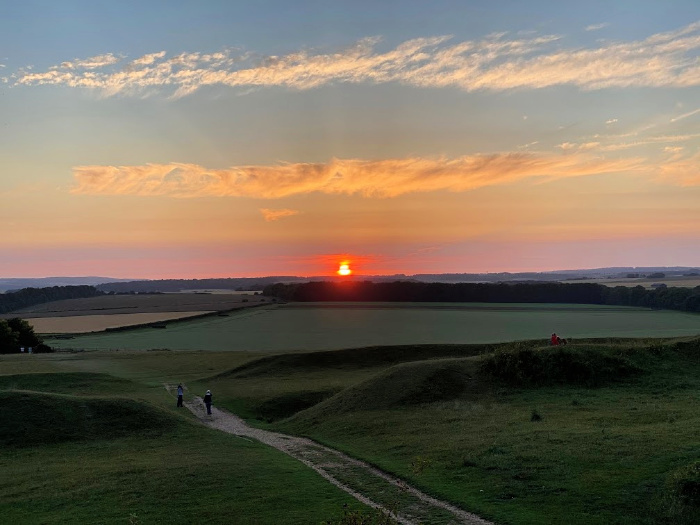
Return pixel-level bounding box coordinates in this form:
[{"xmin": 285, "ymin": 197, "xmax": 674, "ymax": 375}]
[
  {"xmin": 204, "ymin": 389, "xmax": 213, "ymax": 415},
  {"xmin": 176, "ymin": 384, "xmax": 184, "ymax": 407}
]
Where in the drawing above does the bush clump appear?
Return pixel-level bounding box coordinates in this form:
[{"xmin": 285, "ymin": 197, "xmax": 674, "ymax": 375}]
[
  {"xmin": 662, "ymin": 461, "xmax": 700, "ymax": 523},
  {"xmin": 481, "ymin": 346, "xmax": 640, "ymax": 387}
]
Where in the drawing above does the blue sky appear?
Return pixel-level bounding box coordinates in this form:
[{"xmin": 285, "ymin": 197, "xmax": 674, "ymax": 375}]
[{"xmin": 1, "ymin": 1, "xmax": 699, "ymax": 277}]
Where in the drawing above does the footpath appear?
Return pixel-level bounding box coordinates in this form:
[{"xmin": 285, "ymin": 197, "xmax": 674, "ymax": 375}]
[{"xmin": 166, "ymin": 385, "xmax": 493, "ymax": 525}]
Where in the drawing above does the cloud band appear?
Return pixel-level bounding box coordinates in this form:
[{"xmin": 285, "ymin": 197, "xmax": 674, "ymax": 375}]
[
  {"xmin": 72, "ymin": 154, "xmax": 640, "ymax": 199},
  {"xmin": 14, "ymin": 21, "xmax": 700, "ymax": 97}
]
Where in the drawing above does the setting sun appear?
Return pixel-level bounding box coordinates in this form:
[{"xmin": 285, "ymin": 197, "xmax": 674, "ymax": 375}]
[{"xmin": 337, "ymin": 262, "xmax": 352, "ymax": 276}]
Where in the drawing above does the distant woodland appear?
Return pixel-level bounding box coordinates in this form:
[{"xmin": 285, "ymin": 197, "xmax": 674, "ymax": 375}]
[
  {"xmin": 2, "ymin": 281, "xmax": 700, "ymax": 316},
  {"xmin": 96, "ymin": 277, "xmax": 305, "ymax": 293},
  {"xmin": 0, "ymin": 286, "xmax": 102, "ymax": 314},
  {"xmin": 263, "ymin": 281, "xmax": 700, "ymax": 313}
]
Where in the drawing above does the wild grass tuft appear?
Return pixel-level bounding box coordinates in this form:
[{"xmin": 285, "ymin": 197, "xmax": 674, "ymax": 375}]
[{"xmin": 321, "ymin": 504, "xmax": 399, "ymax": 525}]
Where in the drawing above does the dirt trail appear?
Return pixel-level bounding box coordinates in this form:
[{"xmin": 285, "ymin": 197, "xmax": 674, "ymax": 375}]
[{"xmin": 166, "ymin": 385, "xmax": 493, "ymax": 525}]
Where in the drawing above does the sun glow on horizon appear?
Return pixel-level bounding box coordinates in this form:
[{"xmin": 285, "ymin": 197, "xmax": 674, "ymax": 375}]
[{"xmin": 337, "ymin": 262, "xmax": 352, "ymax": 276}]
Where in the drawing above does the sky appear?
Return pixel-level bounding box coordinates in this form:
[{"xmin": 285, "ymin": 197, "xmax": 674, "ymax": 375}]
[{"xmin": 1, "ymin": 0, "xmax": 699, "ymax": 278}]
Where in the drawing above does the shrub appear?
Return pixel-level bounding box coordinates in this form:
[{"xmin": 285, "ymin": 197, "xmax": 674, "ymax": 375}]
[
  {"xmin": 481, "ymin": 347, "xmax": 639, "ymax": 387},
  {"xmin": 662, "ymin": 461, "xmax": 700, "ymax": 523},
  {"xmin": 32, "ymin": 343, "xmax": 54, "ymax": 354}
]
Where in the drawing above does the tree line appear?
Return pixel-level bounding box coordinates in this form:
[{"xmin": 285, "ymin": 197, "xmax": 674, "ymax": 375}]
[
  {"xmin": 96, "ymin": 277, "xmax": 306, "ymax": 294},
  {"xmin": 0, "ymin": 285, "xmax": 103, "ymax": 314},
  {"xmin": 262, "ymin": 281, "xmax": 700, "ymax": 313}
]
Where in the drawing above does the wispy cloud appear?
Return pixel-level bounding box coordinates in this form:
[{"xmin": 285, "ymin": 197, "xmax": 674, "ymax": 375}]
[
  {"xmin": 585, "ymin": 23, "xmax": 610, "ymax": 32},
  {"xmin": 663, "ymin": 146, "xmax": 684, "ymax": 154},
  {"xmin": 658, "ymin": 151, "xmax": 700, "ymax": 185},
  {"xmin": 260, "ymin": 208, "xmax": 299, "ymax": 221},
  {"xmin": 560, "ymin": 133, "xmax": 700, "ymax": 152},
  {"xmin": 58, "ymin": 53, "xmax": 120, "ymax": 70},
  {"xmin": 72, "ymin": 154, "xmax": 640, "ymax": 199},
  {"xmin": 670, "ymin": 107, "xmax": 700, "ymax": 122},
  {"xmin": 517, "ymin": 141, "xmax": 539, "ymax": 150},
  {"xmin": 605, "ymin": 118, "xmax": 618, "ymax": 124},
  {"xmin": 558, "ymin": 142, "xmax": 601, "ymax": 151},
  {"xmin": 598, "ymin": 133, "xmax": 700, "ymax": 151},
  {"xmin": 14, "ymin": 21, "xmax": 700, "ymax": 97}
]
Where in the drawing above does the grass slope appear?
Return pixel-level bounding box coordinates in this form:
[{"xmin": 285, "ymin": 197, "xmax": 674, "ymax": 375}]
[
  {"xmin": 0, "ymin": 373, "xmax": 368, "ymax": 524},
  {"xmin": 199, "ymin": 344, "xmax": 487, "ymax": 422},
  {"xmin": 0, "ymin": 391, "xmax": 175, "ymax": 447},
  {"xmin": 202, "ymin": 338, "xmax": 700, "ymax": 524}
]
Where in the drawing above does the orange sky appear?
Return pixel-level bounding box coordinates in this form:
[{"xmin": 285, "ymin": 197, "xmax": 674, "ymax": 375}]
[{"xmin": 1, "ymin": 5, "xmax": 699, "ymax": 278}]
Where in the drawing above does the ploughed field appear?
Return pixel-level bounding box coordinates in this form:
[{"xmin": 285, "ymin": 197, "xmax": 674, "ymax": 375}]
[
  {"xmin": 3, "ymin": 292, "xmax": 269, "ymax": 334},
  {"xmin": 45, "ymin": 302, "xmax": 700, "ymax": 352}
]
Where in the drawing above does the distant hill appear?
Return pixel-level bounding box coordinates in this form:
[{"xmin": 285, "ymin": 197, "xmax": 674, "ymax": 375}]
[
  {"xmin": 94, "ymin": 267, "xmax": 700, "ymax": 293},
  {"xmin": 95, "ymin": 276, "xmax": 308, "ymax": 293},
  {"xmin": 4, "ymin": 267, "xmax": 699, "ymax": 294},
  {"xmin": 0, "ymin": 277, "xmax": 132, "ymax": 293}
]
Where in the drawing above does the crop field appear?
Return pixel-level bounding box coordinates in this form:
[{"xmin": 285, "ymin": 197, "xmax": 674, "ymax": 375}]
[
  {"xmin": 45, "ymin": 302, "xmax": 700, "ymax": 352},
  {"xmin": 566, "ymin": 275, "xmax": 700, "ymax": 289},
  {"xmin": 26, "ymin": 311, "xmax": 214, "ymax": 334},
  {"xmin": 7, "ymin": 292, "xmax": 268, "ymax": 317},
  {"xmin": 3, "ymin": 292, "xmax": 271, "ymax": 334}
]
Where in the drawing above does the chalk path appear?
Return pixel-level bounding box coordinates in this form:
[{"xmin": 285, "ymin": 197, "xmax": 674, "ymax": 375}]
[{"xmin": 166, "ymin": 385, "xmax": 493, "ymax": 525}]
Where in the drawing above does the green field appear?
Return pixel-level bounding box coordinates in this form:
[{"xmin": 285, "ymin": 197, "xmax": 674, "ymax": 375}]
[
  {"xmin": 4, "ymin": 304, "xmax": 700, "ymax": 524},
  {"xmin": 45, "ymin": 303, "xmax": 700, "ymax": 352},
  {"xmin": 2, "ymin": 339, "xmax": 699, "ymax": 524}
]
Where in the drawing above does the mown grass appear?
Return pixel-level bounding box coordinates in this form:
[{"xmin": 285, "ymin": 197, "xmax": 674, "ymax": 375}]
[{"xmin": 0, "ymin": 373, "xmax": 368, "ymax": 524}]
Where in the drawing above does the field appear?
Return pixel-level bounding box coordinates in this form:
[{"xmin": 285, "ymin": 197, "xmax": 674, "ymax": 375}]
[
  {"xmin": 2, "ymin": 292, "xmax": 271, "ymax": 334},
  {"xmin": 44, "ymin": 302, "xmax": 700, "ymax": 352},
  {"xmin": 3, "ymin": 301, "xmax": 700, "ymax": 524},
  {"xmin": 7, "ymin": 292, "xmax": 269, "ymax": 317},
  {"xmin": 565, "ymin": 275, "xmax": 700, "ymax": 289},
  {"xmin": 26, "ymin": 312, "xmax": 215, "ymax": 334},
  {"xmin": 2, "ymin": 338, "xmax": 699, "ymax": 524}
]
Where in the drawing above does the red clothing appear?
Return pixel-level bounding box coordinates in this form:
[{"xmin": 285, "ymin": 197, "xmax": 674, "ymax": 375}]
[{"xmin": 551, "ymin": 334, "xmax": 559, "ymax": 345}]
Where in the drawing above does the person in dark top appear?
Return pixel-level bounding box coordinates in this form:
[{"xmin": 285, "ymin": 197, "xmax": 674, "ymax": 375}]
[
  {"xmin": 176, "ymin": 384, "xmax": 184, "ymax": 407},
  {"xmin": 204, "ymin": 390, "xmax": 213, "ymax": 415}
]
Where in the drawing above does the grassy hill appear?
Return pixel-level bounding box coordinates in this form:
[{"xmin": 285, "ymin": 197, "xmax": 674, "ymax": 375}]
[
  {"xmin": 2, "ymin": 338, "xmax": 698, "ymax": 524},
  {"xmin": 0, "ymin": 391, "xmax": 175, "ymax": 447},
  {"xmin": 199, "ymin": 338, "xmax": 700, "ymax": 524},
  {"xmin": 0, "ymin": 373, "xmax": 368, "ymax": 524}
]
